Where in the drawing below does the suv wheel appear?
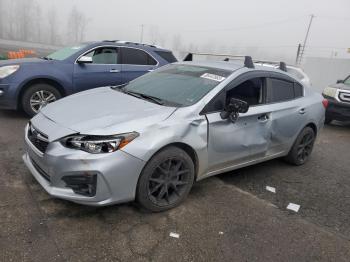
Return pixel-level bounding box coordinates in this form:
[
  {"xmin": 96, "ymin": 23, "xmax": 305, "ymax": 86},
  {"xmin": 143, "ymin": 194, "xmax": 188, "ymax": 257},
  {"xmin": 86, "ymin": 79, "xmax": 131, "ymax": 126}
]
[
  {"xmin": 285, "ymin": 127, "xmax": 315, "ymax": 165},
  {"xmin": 22, "ymin": 84, "xmax": 61, "ymax": 117},
  {"xmin": 136, "ymin": 147, "xmax": 195, "ymax": 212}
]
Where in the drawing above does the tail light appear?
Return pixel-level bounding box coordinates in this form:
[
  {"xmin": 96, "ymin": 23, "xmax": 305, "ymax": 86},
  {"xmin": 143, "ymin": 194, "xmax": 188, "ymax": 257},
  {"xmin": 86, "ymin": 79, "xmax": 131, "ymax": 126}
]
[{"xmin": 322, "ymin": 99, "xmax": 329, "ymax": 108}]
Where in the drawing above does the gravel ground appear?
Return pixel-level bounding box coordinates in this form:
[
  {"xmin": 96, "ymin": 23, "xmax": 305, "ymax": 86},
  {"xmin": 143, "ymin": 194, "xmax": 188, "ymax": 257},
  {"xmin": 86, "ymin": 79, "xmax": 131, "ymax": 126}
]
[{"xmin": 0, "ymin": 109, "xmax": 349, "ymax": 262}]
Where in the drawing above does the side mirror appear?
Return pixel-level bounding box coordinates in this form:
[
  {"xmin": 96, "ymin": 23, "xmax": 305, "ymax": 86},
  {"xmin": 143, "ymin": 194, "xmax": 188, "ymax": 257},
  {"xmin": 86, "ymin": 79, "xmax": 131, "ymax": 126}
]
[
  {"xmin": 220, "ymin": 98, "xmax": 249, "ymax": 123},
  {"xmin": 77, "ymin": 56, "xmax": 93, "ymax": 64},
  {"xmin": 336, "ymin": 79, "xmax": 344, "ymax": 84}
]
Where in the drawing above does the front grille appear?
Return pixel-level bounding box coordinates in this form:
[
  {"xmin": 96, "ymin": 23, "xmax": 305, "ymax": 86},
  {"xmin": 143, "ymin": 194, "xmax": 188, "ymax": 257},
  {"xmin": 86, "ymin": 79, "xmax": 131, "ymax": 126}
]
[
  {"xmin": 339, "ymin": 91, "xmax": 350, "ymax": 103},
  {"xmin": 27, "ymin": 123, "xmax": 49, "ymax": 153},
  {"xmin": 30, "ymin": 158, "xmax": 50, "ymax": 182}
]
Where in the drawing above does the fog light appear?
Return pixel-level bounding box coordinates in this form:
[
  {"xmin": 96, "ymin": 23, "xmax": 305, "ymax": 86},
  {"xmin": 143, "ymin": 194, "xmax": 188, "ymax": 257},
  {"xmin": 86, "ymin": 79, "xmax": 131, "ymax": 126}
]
[
  {"xmin": 62, "ymin": 174, "xmax": 97, "ymax": 197},
  {"xmin": 0, "ymin": 90, "xmax": 3, "ymax": 96}
]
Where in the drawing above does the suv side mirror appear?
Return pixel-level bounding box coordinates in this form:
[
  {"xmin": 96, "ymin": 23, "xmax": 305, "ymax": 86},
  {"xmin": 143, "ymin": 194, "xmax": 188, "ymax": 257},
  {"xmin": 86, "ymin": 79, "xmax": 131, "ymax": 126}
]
[
  {"xmin": 77, "ymin": 56, "xmax": 93, "ymax": 64},
  {"xmin": 336, "ymin": 79, "xmax": 344, "ymax": 84},
  {"xmin": 220, "ymin": 98, "xmax": 249, "ymax": 123}
]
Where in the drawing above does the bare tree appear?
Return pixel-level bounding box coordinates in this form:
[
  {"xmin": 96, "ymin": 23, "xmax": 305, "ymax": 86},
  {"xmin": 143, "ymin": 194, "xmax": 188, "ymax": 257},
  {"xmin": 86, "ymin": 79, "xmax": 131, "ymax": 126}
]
[
  {"xmin": 48, "ymin": 7, "xmax": 59, "ymax": 44},
  {"xmin": 172, "ymin": 34, "xmax": 183, "ymax": 51},
  {"xmin": 148, "ymin": 25, "xmax": 159, "ymax": 45},
  {"xmin": 67, "ymin": 6, "xmax": 88, "ymax": 44}
]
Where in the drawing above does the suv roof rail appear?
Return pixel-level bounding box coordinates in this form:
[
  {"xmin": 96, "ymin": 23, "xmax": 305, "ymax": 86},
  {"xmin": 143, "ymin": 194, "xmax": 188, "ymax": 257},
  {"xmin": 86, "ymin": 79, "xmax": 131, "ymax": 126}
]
[
  {"xmin": 253, "ymin": 59, "xmax": 288, "ymax": 72},
  {"xmin": 102, "ymin": 40, "xmax": 158, "ymax": 48},
  {"xmin": 183, "ymin": 52, "xmax": 255, "ymax": 69}
]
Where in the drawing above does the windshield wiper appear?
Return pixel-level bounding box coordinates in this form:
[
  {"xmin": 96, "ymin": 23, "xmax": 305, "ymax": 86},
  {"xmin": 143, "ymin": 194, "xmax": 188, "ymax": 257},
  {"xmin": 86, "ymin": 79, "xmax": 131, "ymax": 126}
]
[
  {"xmin": 111, "ymin": 83, "xmax": 128, "ymax": 90},
  {"xmin": 41, "ymin": 56, "xmax": 53, "ymax": 60},
  {"xmin": 121, "ymin": 90, "xmax": 164, "ymax": 105}
]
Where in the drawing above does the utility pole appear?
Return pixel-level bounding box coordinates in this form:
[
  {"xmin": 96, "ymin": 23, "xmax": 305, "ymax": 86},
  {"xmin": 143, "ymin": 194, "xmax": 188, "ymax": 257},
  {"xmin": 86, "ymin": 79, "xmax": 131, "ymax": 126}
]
[
  {"xmin": 296, "ymin": 14, "xmax": 314, "ymax": 65},
  {"xmin": 140, "ymin": 24, "xmax": 144, "ymax": 43}
]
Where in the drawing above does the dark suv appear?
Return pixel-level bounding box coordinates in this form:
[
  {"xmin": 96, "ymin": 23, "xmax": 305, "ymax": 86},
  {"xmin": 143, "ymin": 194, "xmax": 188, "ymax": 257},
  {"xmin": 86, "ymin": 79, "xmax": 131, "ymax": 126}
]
[
  {"xmin": 0, "ymin": 40, "xmax": 177, "ymax": 116},
  {"xmin": 322, "ymin": 75, "xmax": 350, "ymax": 124}
]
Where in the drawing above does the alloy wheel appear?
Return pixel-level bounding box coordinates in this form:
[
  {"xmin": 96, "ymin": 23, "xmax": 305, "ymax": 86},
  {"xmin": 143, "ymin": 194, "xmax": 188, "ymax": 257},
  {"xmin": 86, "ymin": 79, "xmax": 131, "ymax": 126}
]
[
  {"xmin": 30, "ymin": 90, "xmax": 57, "ymax": 113},
  {"xmin": 148, "ymin": 158, "xmax": 191, "ymax": 206},
  {"xmin": 296, "ymin": 132, "xmax": 314, "ymax": 163}
]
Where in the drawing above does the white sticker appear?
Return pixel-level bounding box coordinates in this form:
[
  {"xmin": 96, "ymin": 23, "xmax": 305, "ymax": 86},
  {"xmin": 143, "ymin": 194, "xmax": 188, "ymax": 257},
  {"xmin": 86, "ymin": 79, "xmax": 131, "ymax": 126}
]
[
  {"xmin": 287, "ymin": 203, "xmax": 300, "ymax": 212},
  {"xmin": 265, "ymin": 186, "xmax": 276, "ymax": 193},
  {"xmin": 200, "ymin": 73, "xmax": 226, "ymax": 82},
  {"xmin": 169, "ymin": 232, "xmax": 180, "ymax": 238}
]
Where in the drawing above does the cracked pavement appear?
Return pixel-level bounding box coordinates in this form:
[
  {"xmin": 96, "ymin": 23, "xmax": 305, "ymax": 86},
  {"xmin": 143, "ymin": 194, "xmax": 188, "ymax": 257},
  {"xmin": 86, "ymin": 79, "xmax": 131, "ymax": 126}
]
[{"xmin": 0, "ymin": 109, "xmax": 349, "ymax": 262}]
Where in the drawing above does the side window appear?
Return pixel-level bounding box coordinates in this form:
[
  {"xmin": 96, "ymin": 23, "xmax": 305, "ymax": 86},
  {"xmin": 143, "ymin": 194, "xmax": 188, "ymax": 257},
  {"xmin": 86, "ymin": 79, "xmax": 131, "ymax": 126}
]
[
  {"xmin": 84, "ymin": 47, "xmax": 118, "ymax": 64},
  {"xmin": 266, "ymin": 78, "xmax": 294, "ymax": 103},
  {"xmin": 226, "ymin": 77, "xmax": 264, "ymax": 106},
  {"xmin": 154, "ymin": 51, "xmax": 177, "ymax": 63},
  {"xmin": 294, "ymin": 82, "xmax": 303, "ymax": 98},
  {"xmin": 121, "ymin": 48, "xmax": 157, "ymax": 65},
  {"xmin": 202, "ymin": 91, "xmax": 226, "ymax": 114}
]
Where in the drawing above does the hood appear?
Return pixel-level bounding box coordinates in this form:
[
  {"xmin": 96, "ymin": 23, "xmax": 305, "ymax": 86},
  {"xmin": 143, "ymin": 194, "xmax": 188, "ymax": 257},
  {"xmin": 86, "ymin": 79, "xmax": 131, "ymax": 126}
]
[
  {"xmin": 0, "ymin": 58, "xmax": 47, "ymax": 66},
  {"xmin": 329, "ymin": 83, "xmax": 350, "ymax": 91},
  {"xmin": 39, "ymin": 87, "xmax": 177, "ymax": 136}
]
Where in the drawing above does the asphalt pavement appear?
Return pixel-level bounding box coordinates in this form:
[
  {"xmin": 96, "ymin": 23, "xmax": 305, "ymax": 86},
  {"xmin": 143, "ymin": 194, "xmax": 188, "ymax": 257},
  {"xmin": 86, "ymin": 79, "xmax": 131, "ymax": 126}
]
[{"xmin": 0, "ymin": 109, "xmax": 349, "ymax": 262}]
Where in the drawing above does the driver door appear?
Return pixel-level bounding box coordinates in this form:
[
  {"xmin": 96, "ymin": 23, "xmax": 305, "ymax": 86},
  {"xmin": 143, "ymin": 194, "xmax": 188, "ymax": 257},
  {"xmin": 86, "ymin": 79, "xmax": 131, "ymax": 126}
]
[
  {"xmin": 205, "ymin": 73, "xmax": 272, "ymax": 173},
  {"xmin": 73, "ymin": 46, "xmax": 123, "ymax": 93}
]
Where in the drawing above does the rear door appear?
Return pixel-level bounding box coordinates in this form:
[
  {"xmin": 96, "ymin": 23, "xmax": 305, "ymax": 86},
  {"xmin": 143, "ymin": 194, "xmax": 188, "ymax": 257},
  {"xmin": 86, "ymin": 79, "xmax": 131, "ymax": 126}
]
[
  {"xmin": 120, "ymin": 47, "xmax": 158, "ymax": 83},
  {"xmin": 265, "ymin": 74, "xmax": 306, "ymax": 154},
  {"xmin": 73, "ymin": 46, "xmax": 122, "ymax": 92}
]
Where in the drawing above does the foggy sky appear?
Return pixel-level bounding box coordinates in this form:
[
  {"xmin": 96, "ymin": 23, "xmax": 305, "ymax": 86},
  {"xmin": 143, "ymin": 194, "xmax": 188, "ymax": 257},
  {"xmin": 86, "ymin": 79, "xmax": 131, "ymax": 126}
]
[{"xmin": 4, "ymin": 0, "xmax": 350, "ymax": 62}]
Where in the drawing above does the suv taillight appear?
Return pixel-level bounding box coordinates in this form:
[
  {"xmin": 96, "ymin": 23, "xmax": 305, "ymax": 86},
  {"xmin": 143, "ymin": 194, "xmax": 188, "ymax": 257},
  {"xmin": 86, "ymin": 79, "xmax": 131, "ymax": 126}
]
[{"xmin": 322, "ymin": 99, "xmax": 329, "ymax": 108}]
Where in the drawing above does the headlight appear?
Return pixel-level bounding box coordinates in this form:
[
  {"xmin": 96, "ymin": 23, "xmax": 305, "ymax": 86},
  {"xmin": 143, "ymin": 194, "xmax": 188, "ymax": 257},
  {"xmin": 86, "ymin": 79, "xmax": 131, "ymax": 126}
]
[
  {"xmin": 61, "ymin": 132, "xmax": 139, "ymax": 154},
  {"xmin": 322, "ymin": 86, "xmax": 337, "ymax": 98},
  {"xmin": 0, "ymin": 65, "xmax": 20, "ymax": 79}
]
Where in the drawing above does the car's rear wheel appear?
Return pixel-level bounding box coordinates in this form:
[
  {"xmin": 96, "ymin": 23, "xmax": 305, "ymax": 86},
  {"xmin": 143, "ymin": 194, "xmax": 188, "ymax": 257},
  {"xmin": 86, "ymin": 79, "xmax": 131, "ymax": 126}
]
[
  {"xmin": 285, "ymin": 127, "xmax": 315, "ymax": 166},
  {"xmin": 136, "ymin": 147, "xmax": 195, "ymax": 212},
  {"xmin": 22, "ymin": 83, "xmax": 61, "ymax": 117}
]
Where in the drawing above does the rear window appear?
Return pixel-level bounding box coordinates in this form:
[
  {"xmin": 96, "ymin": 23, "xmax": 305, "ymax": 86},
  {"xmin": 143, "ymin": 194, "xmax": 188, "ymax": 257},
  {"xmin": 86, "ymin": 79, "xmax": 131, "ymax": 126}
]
[
  {"xmin": 294, "ymin": 83, "xmax": 303, "ymax": 97},
  {"xmin": 266, "ymin": 78, "xmax": 295, "ymax": 103},
  {"xmin": 121, "ymin": 48, "xmax": 157, "ymax": 65},
  {"xmin": 155, "ymin": 51, "xmax": 178, "ymax": 63}
]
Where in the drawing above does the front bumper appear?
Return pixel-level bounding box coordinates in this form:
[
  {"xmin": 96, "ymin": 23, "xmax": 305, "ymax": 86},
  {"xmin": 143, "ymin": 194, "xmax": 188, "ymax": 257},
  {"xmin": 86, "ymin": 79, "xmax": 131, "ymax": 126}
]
[
  {"xmin": 0, "ymin": 82, "xmax": 19, "ymax": 110},
  {"xmin": 324, "ymin": 96, "xmax": 350, "ymax": 121},
  {"xmin": 23, "ymin": 125, "xmax": 145, "ymax": 206}
]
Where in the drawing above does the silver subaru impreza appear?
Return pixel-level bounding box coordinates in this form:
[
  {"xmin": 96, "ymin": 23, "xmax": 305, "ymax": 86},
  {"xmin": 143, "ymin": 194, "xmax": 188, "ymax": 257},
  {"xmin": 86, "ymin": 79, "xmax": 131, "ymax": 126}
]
[{"xmin": 23, "ymin": 57, "xmax": 326, "ymax": 211}]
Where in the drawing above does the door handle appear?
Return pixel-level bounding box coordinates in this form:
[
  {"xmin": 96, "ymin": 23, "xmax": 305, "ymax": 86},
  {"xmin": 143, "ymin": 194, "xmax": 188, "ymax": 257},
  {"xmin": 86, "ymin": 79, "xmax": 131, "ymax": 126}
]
[
  {"xmin": 299, "ymin": 108, "xmax": 306, "ymax": 114},
  {"xmin": 109, "ymin": 69, "xmax": 120, "ymax": 73},
  {"xmin": 258, "ymin": 114, "xmax": 269, "ymax": 122}
]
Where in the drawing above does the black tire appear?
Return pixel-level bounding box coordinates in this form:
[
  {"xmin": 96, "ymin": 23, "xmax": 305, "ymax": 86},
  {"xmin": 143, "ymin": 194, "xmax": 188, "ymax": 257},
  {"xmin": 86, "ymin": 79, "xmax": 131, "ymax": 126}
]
[
  {"xmin": 136, "ymin": 146, "xmax": 195, "ymax": 212},
  {"xmin": 21, "ymin": 83, "xmax": 61, "ymax": 117},
  {"xmin": 285, "ymin": 127, "xmax": 315, "ymax": 166},
  {"xmin": 324, "ymin": 116, "xmax": 332, "ymax": 125}
]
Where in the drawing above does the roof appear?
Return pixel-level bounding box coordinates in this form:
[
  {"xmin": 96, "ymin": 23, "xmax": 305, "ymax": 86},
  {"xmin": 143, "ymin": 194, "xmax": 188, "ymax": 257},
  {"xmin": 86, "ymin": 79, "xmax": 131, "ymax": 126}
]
[{"xmin": 84, "ymin": 40, "xmax": 171, "ymax": 52}]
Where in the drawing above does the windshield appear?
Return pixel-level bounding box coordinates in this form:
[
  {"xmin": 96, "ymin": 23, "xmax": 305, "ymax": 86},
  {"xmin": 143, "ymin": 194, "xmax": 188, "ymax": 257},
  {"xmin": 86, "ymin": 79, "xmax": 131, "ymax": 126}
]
[
  {"xmin": 344, "ymin": 76, "xmax": 350, "ymax": 85},
  {"xmin": 46, "ymin": 45, "xmax": 87, "ymax": 60},
  {"xmin": 122, "ymin": 64, "xmax": 231, "ymax": 106}
]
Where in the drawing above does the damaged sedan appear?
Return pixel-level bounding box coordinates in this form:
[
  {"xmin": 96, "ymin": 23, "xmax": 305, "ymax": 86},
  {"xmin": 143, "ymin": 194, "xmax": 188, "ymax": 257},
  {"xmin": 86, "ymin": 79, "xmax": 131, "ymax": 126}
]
[{"xmin": 23, "ymin": 56, "xmax": 326, "ymax": 211}]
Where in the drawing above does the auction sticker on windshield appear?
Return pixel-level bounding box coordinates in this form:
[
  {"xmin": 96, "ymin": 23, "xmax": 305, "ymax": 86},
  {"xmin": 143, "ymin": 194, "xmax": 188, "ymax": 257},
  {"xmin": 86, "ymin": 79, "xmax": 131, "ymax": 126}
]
[{"xmin": 200, "ymin": 73, "xmax": 226, "ymax": 82}]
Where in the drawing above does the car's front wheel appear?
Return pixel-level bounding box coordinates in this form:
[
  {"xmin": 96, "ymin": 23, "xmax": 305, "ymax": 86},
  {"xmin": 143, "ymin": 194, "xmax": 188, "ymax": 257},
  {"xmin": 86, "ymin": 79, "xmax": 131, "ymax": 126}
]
[
  {"xmin": 22, "ymin": 83, "xmax": 61, "ymax": 117},
  {"xmin": 136, "ymin": 146, "xmax": 195, "ymax": 212},
  {"xmin": 285, "ymin": 126, "xmax": 316, "ymax": 166}
]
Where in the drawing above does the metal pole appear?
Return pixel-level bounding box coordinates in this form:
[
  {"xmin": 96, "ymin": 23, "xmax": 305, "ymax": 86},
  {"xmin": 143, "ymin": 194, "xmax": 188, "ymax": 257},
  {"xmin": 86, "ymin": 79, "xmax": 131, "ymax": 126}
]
[{"xmin": 298, "ymin": 14, "xmax": 314, "ymax": 65}]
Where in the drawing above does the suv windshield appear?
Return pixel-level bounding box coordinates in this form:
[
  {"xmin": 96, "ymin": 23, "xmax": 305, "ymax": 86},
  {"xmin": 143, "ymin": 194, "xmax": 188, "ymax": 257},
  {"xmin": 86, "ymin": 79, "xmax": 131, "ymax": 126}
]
[
  {"xmin": 344, "ymin": 76, "xmax": 350, "ymax": 85},
  {"xmin": 122, "ymin": 64, "xmax": 231, "ymax": 107},
  {"xmin": 46, "ymin": 45, "xmax": 87, "ymax": 60}
]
